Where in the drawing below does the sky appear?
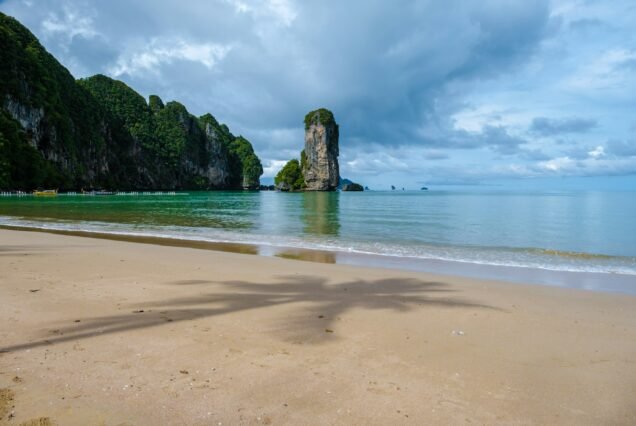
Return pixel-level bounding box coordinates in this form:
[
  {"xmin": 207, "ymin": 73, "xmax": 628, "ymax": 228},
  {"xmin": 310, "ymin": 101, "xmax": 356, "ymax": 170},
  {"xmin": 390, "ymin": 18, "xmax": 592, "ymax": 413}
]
[{"xmin": 1, "ymin": 0, "xmax": 635, "ymax": 190}]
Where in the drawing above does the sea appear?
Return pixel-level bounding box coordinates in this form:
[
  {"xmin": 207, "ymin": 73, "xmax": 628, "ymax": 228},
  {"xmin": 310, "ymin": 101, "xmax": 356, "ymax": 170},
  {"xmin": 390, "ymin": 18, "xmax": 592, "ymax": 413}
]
[{"xmin": 1, "ymin": 190, "xmax": 635, "ymax": 294}]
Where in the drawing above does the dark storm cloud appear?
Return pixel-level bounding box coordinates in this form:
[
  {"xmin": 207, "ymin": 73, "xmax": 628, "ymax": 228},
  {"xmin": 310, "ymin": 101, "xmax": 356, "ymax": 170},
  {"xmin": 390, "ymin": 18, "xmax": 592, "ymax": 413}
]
[
  {"xmin": 0, "ymin": 0, "xmax": 552, "ymax": 146},
  {"xmin": 287, "ymin": 1, "xmax": 553, "ymax": 149},
  {"xmin": 561, "ymin": 145, "xmax": 596, "ymax": 160},
  {"xmin": 418, "ymin": 124, "xmax": 527, "ymax": 154},
  {"xmin": 607, "ymin": 139, "xmax": 636, "ymax": 157},
  {"xmin": 530, "ymin": 117, "xmax": 598, "ymax": 136},
  {"xmin": 519, "ymin": 149, "xmax": 551, "ymax": 161},
  {"xmin": 478, "ymin": 126, "xmax": 527, "ymax": 155}
]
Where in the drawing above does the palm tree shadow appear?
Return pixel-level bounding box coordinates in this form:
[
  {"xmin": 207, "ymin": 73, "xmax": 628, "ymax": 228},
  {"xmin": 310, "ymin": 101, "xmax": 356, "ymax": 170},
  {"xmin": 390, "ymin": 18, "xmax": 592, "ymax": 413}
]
[{"xmin": 0, "ymin": 275, "xmax": 501, "ymax": 352}]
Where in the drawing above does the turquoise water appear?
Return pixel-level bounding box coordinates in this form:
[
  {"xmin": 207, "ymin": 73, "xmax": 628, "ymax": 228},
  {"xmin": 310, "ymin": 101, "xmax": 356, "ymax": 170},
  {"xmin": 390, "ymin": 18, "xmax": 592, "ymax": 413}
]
[{"xmin": 1, "ymin": 190, "xmax": 635, "ymax": 278}]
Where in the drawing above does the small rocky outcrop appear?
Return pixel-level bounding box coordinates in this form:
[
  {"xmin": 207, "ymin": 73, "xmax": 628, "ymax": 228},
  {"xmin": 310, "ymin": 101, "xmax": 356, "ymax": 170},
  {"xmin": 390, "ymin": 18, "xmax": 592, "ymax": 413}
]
[
  {"xmin": 303, "ymin": 108, "xmax": 339, "ymax": 191},
  {"xmin": 276, "ymin": 181, "xmax": 292, "ymax": 192},
  {"xmin": 342, "ymin": 183, "xmax": 363, "ymax": 191}
]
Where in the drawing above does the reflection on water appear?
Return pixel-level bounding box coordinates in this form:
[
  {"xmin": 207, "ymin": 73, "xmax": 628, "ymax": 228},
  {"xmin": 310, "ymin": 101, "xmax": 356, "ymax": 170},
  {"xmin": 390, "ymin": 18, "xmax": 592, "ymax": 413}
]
[
  {"xmin": 275, "ymin": 249, "xmax": 336, "ymax": 263},
  {"xmin": 301, "ymin": 192, "xmax": 340, "ymax": 236}
]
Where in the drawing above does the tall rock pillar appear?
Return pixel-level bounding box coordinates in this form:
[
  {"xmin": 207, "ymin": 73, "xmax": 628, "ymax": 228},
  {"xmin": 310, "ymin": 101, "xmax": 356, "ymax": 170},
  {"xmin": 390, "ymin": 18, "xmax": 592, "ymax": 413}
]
[{"xmin": 303, "ymin": 108, "xmax": 339, "ymax": 191}]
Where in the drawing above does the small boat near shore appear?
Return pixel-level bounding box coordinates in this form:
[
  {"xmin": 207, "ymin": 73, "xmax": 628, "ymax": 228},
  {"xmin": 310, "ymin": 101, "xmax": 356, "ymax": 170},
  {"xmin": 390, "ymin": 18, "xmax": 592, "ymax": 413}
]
[{"xmin": 33, "ymin": 189, "xmax": 58, "ymax": 196}]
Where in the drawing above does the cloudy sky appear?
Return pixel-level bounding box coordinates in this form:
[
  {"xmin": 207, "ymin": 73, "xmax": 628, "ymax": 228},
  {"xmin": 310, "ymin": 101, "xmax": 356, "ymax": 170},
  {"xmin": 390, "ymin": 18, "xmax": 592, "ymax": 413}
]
[{"xmin": 1, "ymin": 0, "xmax": 635, "ymax": 189}]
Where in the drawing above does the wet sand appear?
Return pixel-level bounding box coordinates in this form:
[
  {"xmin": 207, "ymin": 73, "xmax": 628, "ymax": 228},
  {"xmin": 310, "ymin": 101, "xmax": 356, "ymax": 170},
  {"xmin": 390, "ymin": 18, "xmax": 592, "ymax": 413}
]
[{"xmin": 1, "ymin": 228, "xmax": 635, "ymax": 425}]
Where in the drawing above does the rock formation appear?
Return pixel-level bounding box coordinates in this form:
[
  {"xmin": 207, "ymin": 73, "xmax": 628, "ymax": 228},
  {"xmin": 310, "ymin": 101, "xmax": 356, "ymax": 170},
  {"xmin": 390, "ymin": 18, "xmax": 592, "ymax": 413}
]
[
  {"xmin": 341, "ymin": 183, "xmax": 363, "ymax": 191},
  {"xmin": 302, "ymin": 108, "xmax": 339, "ymax": 191}
]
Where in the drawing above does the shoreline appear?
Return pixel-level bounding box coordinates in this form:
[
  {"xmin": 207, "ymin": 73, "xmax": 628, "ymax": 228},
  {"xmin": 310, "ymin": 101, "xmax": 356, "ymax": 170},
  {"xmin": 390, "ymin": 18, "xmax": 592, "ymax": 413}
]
[
  {"xmin": 1, "ymin": 228, "xmax": 636, "ymax": 424},
  {"xmin": 2, "ymin": 224, "xmax": 635, "ymax": 295}
]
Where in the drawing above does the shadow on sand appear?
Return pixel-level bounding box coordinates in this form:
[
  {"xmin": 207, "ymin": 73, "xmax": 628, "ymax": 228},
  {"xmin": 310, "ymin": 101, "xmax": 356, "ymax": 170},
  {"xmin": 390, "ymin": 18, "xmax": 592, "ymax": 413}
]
[{"xmin": 1, "ymin": 275, "xmax": 501, "ymax": 352}]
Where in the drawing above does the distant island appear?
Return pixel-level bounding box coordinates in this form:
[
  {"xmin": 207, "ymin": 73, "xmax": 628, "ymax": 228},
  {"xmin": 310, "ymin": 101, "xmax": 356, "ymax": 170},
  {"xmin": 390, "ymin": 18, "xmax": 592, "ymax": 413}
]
[
  {"xmin": 0, "ymin": 12, "xmax": 262, "ymax": 191},
  {"xmin": 275, "ymin": 108, "xmax": 363, "ymax": 192}
]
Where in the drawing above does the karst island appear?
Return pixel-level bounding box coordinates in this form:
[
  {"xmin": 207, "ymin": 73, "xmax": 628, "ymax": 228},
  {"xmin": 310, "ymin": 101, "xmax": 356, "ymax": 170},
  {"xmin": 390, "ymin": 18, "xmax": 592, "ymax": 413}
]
[{"xmin": 274, "ymin": 109, "xmax": 363, "ymax": 192}]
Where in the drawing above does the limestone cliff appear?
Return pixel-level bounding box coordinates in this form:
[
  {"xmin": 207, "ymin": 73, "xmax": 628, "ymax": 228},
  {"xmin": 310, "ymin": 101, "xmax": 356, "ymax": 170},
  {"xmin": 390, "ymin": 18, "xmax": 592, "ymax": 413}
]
[
  {"xmin": 303, "ymin": 108, "xmax": 339, "ymax": 191},
  {"xmin": 0, "ymin": 12, "xmax": 261, "ymax": 191}
]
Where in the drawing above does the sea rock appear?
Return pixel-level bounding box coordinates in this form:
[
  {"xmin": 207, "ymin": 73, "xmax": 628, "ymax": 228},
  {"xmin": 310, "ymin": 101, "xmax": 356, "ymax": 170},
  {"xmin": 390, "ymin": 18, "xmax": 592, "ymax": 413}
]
[
  {"xmin": 303, "ymin": 108, "xmax": 339, "ymax": 191},
  {"xmin": 337, "ymin": 177, "xmax": 352, "ymax": 189},
  {"xmin": 342, "ymin": 183, "xmax": 364, "ymax": 191},
  {"xmin": 276, "ymin": 181, "xmax": 292, "ymax": 192}
]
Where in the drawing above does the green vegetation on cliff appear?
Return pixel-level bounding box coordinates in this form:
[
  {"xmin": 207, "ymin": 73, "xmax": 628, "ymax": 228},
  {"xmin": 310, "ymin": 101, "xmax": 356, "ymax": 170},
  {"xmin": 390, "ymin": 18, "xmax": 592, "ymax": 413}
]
[
  {"xmin": 0, "ymin": 12, "xmax": 262, "ymax": 191},
  {"xmin": 0, "ymin": 110, "xmax": 65, "ymax": 189},
  {"xmin": 304, "ymin": 108, "xmax": 336, "ymax": 130},
  {"xmin": 275, "ymin": 158, "xmax": 305, "ymax": 191},
  {"xmin": 79, "ymin": 75, "xmax": 263, "ymax": 189},
  {"xmin": 0, "ymin": 13, "xmax": 115, "ymax": 189},
  {"xmin": 300, "ymin": 149, "xmax": 307, "ymax": 172},
  {"xmin": 227, "ymin": 136, "xmax": 263, "ymax": 189}
]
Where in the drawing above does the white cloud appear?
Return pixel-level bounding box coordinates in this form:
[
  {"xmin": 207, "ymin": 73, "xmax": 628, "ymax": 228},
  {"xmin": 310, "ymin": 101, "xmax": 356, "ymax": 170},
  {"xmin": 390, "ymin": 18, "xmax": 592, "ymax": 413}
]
[
  {"xmin": 41, "ymin": 5, "xmax": 99, "ymax": 45},
  {"xmin": 565, "ymin": 48, "xmax": 636, "ymax": 91},
  {"xmin": 452, "ymin": 104, "xmax": 503, "ymax": 132},
  {"xmin": 224, "ymin": 0, "xmax": 297, "ymax": 26},
  {"xmin": 266, "ymin": 0, "xmax": 297, "ymax": 26},
  {"xmin": 225, "ymin": 0, "xmax": 252, "ymax": 14},
  {"xmin": 538, "ymin": 156, "xmax": 575, "ymax": 172},
  {"xmin": 109, "ymin": 38, "xmax": 232, "ymax": 77},
  {"xmin": 588, "ymin": 145, "xmax": 605, "ymax": 159},
  {"xmin": 262, "ymin": 159, "xmax": 289, "ymax": 177},
  {"xmin": 345, "ymin": 150, "xmax": 411, "ymax": 175}
]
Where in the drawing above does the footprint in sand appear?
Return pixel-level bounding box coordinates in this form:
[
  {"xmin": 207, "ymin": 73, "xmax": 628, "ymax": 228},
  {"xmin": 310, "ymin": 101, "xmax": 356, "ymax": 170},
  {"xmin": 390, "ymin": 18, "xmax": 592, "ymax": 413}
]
[
  {"xmin": 0, "ymin": 388, "xmax": 15, "ymax": 420},
  {"xmin": 1, "ymin": 389, "xmax": 54, "ymax": 426}
]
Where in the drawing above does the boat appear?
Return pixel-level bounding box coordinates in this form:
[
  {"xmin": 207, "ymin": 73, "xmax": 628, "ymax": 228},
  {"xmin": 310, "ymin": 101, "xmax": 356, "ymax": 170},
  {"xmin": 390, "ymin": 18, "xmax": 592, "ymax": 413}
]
[{"xmin": 33, "ymin": 189, "xmax": 58, "ymax": 196}]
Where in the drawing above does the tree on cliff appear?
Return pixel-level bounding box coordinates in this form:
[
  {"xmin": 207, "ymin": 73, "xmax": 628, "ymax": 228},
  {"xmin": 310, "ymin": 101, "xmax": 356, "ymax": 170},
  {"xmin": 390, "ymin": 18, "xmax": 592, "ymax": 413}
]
[
  {"xmin": 226, "ymin": 136, "xmax": 263, "ymax": 189},
  {"xmin": 304, "ymin": 108, "xmax": 336, "ymax": 130},
  {"xmin": 275, "ymin": 158, "xmax": 305, "ymax": 191}
]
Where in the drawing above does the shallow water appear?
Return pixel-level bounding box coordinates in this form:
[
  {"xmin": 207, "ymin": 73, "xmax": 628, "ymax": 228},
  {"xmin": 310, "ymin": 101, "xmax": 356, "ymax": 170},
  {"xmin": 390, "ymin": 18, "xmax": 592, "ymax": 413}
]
[{"xmin": 1, "ymin": 190, "xmax": 635, "ymax": 292}]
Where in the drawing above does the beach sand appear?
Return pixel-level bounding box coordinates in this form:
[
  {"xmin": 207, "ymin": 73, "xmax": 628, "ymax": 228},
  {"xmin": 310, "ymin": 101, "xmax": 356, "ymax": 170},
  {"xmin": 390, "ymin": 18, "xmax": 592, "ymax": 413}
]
[{"xmin": 1, "ymin": 228, "xmax": 635, "ymax": 425}]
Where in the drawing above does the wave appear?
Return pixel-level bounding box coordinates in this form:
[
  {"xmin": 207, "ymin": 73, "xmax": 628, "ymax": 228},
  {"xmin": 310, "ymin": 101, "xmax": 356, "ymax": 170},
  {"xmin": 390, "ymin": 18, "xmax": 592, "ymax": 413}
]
[{"xmin": 1, "ymin": 216, "xmax": 635, "ymax": 276}]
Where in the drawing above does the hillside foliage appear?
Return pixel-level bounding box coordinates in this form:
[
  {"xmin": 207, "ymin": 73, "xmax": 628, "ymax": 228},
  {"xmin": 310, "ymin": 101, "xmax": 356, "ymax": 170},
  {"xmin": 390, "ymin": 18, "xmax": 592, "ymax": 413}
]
[
  {"xmin": 304, "ymin": 108, "xmax": 336, "ymax": 130},
  {"xmin": 275, "ymin": 158, "xmax": 305, "ymax": 191},
  {"xmin": 0, "ymin": 12, "xmax": 262, "ymax": 190}
]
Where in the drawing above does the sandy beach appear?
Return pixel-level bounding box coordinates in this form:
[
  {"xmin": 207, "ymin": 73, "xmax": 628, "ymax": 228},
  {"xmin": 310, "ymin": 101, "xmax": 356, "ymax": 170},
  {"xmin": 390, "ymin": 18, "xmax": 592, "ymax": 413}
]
[{"xmin": 1, "ymin": 228, "xmax": 635, "ymax": 425}]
